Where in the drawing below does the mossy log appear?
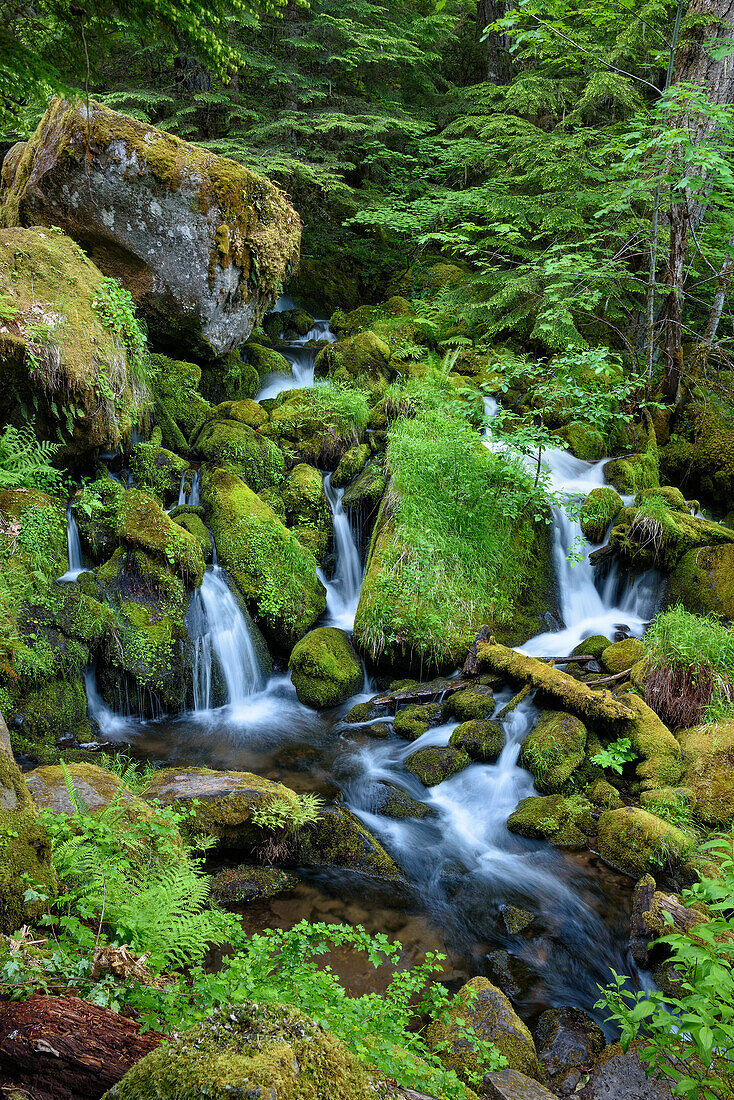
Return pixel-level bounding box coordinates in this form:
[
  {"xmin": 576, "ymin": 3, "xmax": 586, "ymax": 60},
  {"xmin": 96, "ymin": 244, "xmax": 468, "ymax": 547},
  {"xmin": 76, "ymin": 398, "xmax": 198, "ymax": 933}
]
[{"xmin": 468, "ymin": 642, "xmax": 634, "ymax": 722}]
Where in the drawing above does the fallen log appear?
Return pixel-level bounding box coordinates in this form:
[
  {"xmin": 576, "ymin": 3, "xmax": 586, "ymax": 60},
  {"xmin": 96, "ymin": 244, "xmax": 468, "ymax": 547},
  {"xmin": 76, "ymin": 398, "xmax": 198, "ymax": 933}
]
[
  {"xmin": 370, "ymin": 677, "xmax": 480, "ymax": 709},
  {"xmin": 0, "ymin": 994, "xmax": 162, "ymax": 1100},
  {"xmin": 465, "ymin": 642, "xmax": 634, "ymax": 722}
]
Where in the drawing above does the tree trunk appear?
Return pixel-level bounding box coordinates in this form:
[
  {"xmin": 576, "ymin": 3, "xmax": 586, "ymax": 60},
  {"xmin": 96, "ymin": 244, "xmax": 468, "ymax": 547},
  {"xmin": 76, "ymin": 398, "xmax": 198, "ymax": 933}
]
[
  {"xmin": 0, "ymin": 995, "xmax": 162, "ymax": 1100},
  {"xmin": 476, "ymin": 1, "xmax": 514, "ymax": 84},
  {"xmin": 662, "ymin": 0, "xmax": 734, "ymax": 397}
]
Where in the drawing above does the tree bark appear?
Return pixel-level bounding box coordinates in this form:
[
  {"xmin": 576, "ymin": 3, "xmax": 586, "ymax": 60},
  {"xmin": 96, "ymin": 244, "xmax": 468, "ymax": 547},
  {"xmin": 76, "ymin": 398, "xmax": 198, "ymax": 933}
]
[
  {"xmin": 0, "ymin": 995, "xmax": 162, "ymax": 1100},
  {"xmin": 476, "ymin": 2, "xmax": 515, "ymax": 84}
]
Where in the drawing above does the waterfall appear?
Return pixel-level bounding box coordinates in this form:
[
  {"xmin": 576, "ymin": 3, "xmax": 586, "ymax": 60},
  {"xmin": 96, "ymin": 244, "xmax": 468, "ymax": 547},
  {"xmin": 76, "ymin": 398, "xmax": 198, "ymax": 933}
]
[
  {"xmin": 83, "ymin": 667, "xmax": 131, "ymax": 738},
  {"xmin": 191, "ymin": 562, "xmax": 266, "ymax": 712},
  {"xmin": 172, "ymin": 469, "xmax": 200, "ymax": 510},
  {"xmin": 318, "ymin": 473, "xmax": 363, "ymax": 631},
  {"xmin": 58, "ymin": 507, "xmax": 85, "ymax": 582},
  {"xmin": 256, "ymin": 313, "xmax": 336, "ymax": 401}
]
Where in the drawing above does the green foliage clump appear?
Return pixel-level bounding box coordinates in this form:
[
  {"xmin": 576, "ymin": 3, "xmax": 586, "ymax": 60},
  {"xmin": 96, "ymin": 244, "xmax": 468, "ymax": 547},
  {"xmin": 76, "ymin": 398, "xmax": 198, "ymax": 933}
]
[
  {"xmin": 590, "ymin": 737, "xmax": 637, "ymax": 776},
  {"xmin": 0, "ymin": 424, "xmax": 61, "ymax": 492},
  {"xmin": 92, "ymin": 276, "xmax": 152, "ymax": 392},
  {"xmin": 643, "ymin": 606, "xmax": 734, "ymax": 728}
]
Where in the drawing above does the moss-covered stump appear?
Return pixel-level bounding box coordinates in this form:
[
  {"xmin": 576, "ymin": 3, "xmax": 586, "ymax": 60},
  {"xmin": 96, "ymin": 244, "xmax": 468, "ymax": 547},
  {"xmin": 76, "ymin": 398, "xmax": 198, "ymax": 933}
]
[
  {"xmin": 0, "ymin": 729, "xmax": 56, "ymax": 933},
  {"xmin": 404, "ymin": 745, "xmax": 470, "ymax": 786},
  {"xmin": 427, "ymin": 976, "xmax": 540, "ymax": 1083},
  {"xmin": 151, "ymin": 353, "xmax": 211, "ymax": 452},
  {"xmin": 332, "ymin": 444, "xmax": 370, "ymax": 488},
  {"xmin": 667, "ymin": 543, "xmax": 734, "ymax": 619},
  {"xmin": 554, "ymin": 421, "xmax": 605, "ymax": 461},
  {"xmin": 507, "ymin": 794, "xmax": 595, "ymax": 850},
  {"xmin": 129, "ymin": 443, "xmax": 189, "ymax": 503},
  {"xmin": 365, "ymin": 781, "xmax": 431, "ymax": 819},
  {"xmin": 597, "ymin": 807, "xmax": 692, "ymax": 877},
  {"xmin": 299, "ymin": 803, "xmax": 402, "ymax": 880},
  {"xmin": 450, "ymin": 720, "xmax": 504, "ymax": 762},
  {"xmin": 600, "ymin": 638, "xmax": 645, "ymax": 674},
  {"xmin": 616, "ymin": 693, "xmax": 682, "ymax": 792},
  {"xmin": 315, "ymin": 331, "xmax": 394, "ymax": 400},
  {"xmin": 116, "ymin": 489, "xmax": 205, "ymax": 586},
  {"xmin": 393, "ymin": 703, "xmax": 444, "ymax": 741},
  {"xmin": 534, "ymin": 1006, "xmax": 606, "ymax": 1096},
  {"xmin": 210, "ymin": 866, "xmax": 298, "ymax": 908},
  {"xmin": 2, "ymin": 99, "xmax": 302, "ymax": 356},
  {"xmin": 0, "ymin": 227, "xmax": 149, "ymax": 456},
  {"xmin": 142, "ymin": 767, "xmax": 302, "ymax": 845},
  {"xmin": 202, "ymin": 466, "xmax": 326, "ymax": 650},
  {"xmin": 25, "ymin": 763, "xmax": 150, "ymax": 820},
  {"xmin": 520, "ymin": 712, "xmax": 587, "ymax": 793},
  {"xmin": 105, "ymin": 1002, "xmax": 380, "ymax": 1100},
  {"xmin": 288, "ymin": 628, "xmax": 362, "ymax": 709},
  {"xmin": 580, "ymin": 487, "xmax": 623, "ymax": 543},
  {"xmin": 282, "ymin": 464, "xmax": 331, "ymax": 563},
  {"xmin": 192, "ymin": 416, "xmax": 285, "ymax": 495},
  {"xmin": 678, "ymin": 721, "xmax": 734, "ymax": 826},
  {"xmin": 448, "ymin": 686, "xmax": 495, "ymax": 722}
]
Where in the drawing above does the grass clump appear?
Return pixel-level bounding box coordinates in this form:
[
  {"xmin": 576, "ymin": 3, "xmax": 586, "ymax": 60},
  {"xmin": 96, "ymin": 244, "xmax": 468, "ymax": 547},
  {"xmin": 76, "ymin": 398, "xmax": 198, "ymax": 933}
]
[{"xmin": 643, "ymin": 605, "xmax": 734, "ymax": 729}]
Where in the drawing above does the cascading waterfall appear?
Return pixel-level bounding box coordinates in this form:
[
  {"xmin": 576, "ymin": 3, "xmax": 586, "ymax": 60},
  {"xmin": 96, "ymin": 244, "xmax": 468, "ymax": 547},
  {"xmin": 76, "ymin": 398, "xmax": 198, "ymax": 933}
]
[
  {"xmin": 57, "ymin": 507, "xmax": 85, "ymax": 582},
  {"xmin": 256, "ymin": 317, "xmax": 336, "ymax": 400},
  {"xmin": 318, "ymin": 473, "xmax": 364, "ymax": 631}
]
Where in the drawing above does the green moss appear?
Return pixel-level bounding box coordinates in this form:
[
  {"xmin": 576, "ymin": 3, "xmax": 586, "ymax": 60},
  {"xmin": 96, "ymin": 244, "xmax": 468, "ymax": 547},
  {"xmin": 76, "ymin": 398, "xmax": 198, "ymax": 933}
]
[
  {"xmin": 244, "ymin": 341, "xmax": 291, "ymax": 377},
  {"xmin": 572, "ymin": 634, "xmax": 611, "ymax": 660},
  {"xmin": 580, "ymin": 487, "xmax": 623, "ymax": 543},
  {"xmin": 449, "ymin": 719, "xmax": 503, "ymax": 762},
  {"xmin": 202, "ymin": 465, "xmax": 325, "ymax": 650},
  {"xmin": 75, "ymin": 476, "xmax": 125, "ymax": 561},
  {"xmin": 212, "ymin": 398, "xmax": 269, "ymax": 430},
  {"xmin": 173, "ymin": 513, "xmax": 211, "ymax": 561},
  {"xmin": 393, "ymin": 703, "xmax": 443, "ymax": 741},
  {"xmin": 332, "ymin": 444, "xmax": 371, "ymax": 489},
  {"xmin": 607, "ymin": 499, "xmax": 733, "ymax": 573},
  {"xmin": 507, "ymin": 794, "xmax": 595, "ymax": 849},
  {"xmin": 210, "ymin": 866, "xmax": 298, "ymax": 907},
  {"xmin": 668, "ymin": 544, "xmax": 734, "ymax": 620},
  {"xmin": 0, "ymin": 747, "xmax": 56, "ymax": 933},
  {"xmin": 263, "ymin": 386, "xmax": 367, "ymax": 469},
  {"xmin": 601, "ymin": 638, "xmax": 645, "ymax": 674},
  {"xmin": 343, "ymin": 700, "xmax": 389, "ymax": 724},
  {"xmin": 201, "ymin": 351, "xmax": 260, "ymax": 405},
  {"xmin": 315, "ymin": 331, "xmax": 394, "ymax": 401},
  {"xmin": 403, "ymin": 745, "xmax": 470, "ymax": 786},
  {"xmin": 282, "ymin": 464, "xmax": 331, "ymax": 563},
  {"xmin": 448, "ymin": 686, "xmax": 495, "ymax": 722},
  {"xmin": 678, "ymin": 721, "xmax": 734, "ymax": 826},
  {"xmin": 129, "ymin": 442, "xmax": 189, "ymax": 502},
  {"xmin": 668, "ymin": 386, "xmax": 734, "ymax": 512},
  {"xmin": 116, "ymin": 489, "xmax": 205, "ymax": 585},
  {"xmin": 301, "ymin": 802, "xmax": 402, "ymax": 880},
  {"xmin": 194, "ymin": 417, "xmax": 285, "ymax": 494},
  {"xmin": 554, "ymin": 421, "xmax": 605, "ymax": 461},
  {"xmin": 426, "ymin": 976, "xmax": 540, "ymax": 1083},
  {"xmin": 150, "ymin": 353, "xmax": 211, "ymax": 452},
  {"xmin": 288, "ymin": 628, "xmax": 363, "ymax": 709},
  {"xmin": 520, "ymin": 711, "xmax": 587, "ymax": 793},
  {"xmin": 341, "ymin": 459, "xmax": 387, "ymax": 512},
  {"xmin": 13, "ymin": 677, "xmax": 87, "ymax": 753},
  {"xmin": 616, "ymin": 692, "xmax": 683, "ymax": 792},
  {"xmin": 597, "ymin": 806, "xmax": 692, "ymax": 876},
  {"xmin": 368, "ymin": 781, "xmax": 430, "ymax": 819},
  {"xmin": 106, "ymin": 1002, "xmax": 380, "ymax": 1100},
  {"xmin": 604, "ymin": 451, "xmax": 659, "ymax": 496}
]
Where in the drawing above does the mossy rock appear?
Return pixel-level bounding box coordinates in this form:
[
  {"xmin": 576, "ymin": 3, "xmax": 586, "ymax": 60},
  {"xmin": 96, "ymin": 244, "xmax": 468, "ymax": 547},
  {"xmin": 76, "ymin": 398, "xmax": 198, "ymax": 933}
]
[
  {"xmin": 210, "ymin": 865, "xmax": 298, "ymax": 908},
  {"xmin": 664, "ymin": 387, "xmax": 734, "ymax": 512},
  {"xmin": 332, "ymin": 444, "xmax": 371, "ymax": 488},
  {"xmin": 13, "ymin": 677, "xmax": 87, "ymax": 752},
  {"xmin": 426, "ymin": 976, "xmax": 540, "ymax": 1083},
  {"xmin": 282, "ymin": 464, "xmax": 331, "ymax": 564},
  {"xmin": 193, "ymin": 418, "xmax": 285, "ymax": 494},
  {"xmin": 151, "ymin": 353, "xmax": 211, "ymax": 452},
  {"xmin": 202, "ymin": 465, "xmax": 325, "ymax": 650},
  {"xmin": 243, "ymin": 341, "xmax": 291, "ymax": 378},
  {"xmin": 607, "ymin": 500, "xmax": 733, "ymax": 573},
  {"xmin": 116, "ymin": 489, "xmax": 205, "ymax": 586},
  {"xmin": 288, "ymin": 628, "xmax": 363, "ymax": 709},
  {"xmin": 637, "ymin": 485, "xmax": 690, "ymax": 512},
  {"xmin": 534, "ymin": 1006, "xmax": 606, "ymax": 1096},
  {"xmin": 448, "ymin": 686, "xmax": 495, "ymax": 722},
  {"xmin": 580, "ymin": 487, "xmax": 623, "ymax": 543},
  {"xmin": 597, "ymin": 806, "xmax": 692, "ymax": 877},
  {"xmin": 588, "ymin": 778, "xmax": 622, "ymax": 810},
  {"xmin": 314, "ymin": 330, "xmax": 393, "ymax": 400},
  {"xmin": 129, "ymin": 442, "xmax": 189, "ymax": 502},
  {"xmin": 555, "ymin": 421, "xmax": 605, "ymax": 461},
  {"xmin": 604, "ymin": 452, "xmax": 659, "ymax": 496},
  {"xmin": 342, "ymin": 699, "xmax": 390, "ymax": 724},
  {"xmin": 404, "ymin": 745, "xmax": 470, "ymax": 787},
  {"xmin": 364, "ymin": 781, "xmax": 430, "ymax": 819},
  {"xmin": 507, "ymin": 795, "xmax": 595, "ymax": 850},
  {"xmin": 617, "ymin": 692, "xmax": 682, "ymax": 792},
  {"xmin": 601, "ymin": 638, "xmax": 645, "ymax": 674},
  {"xmin": 450, "ymin": 720, "xmax": 503, "ymax": 762},
  {"xmin": 173, "ymin": 513, "xmax": 212, "ymax": 561},
  {"xmin": 263, "ymin": 388, "xmax": 365, "ymax": 470},
  {"xmin": 75, "ymin": 476, "xmax": 125, "ymax": 561},
  {"xmin": 25, "ymin": 762, "xmax": 151, "ymax": 820},
  {"xmin": 200, "ymin": 351, "xmax": 260, "ymax": 405},
  {"xmin": 572, "ymin": 634, "xmax": 611, "ymax": 660},
  {"xmin": 520, "ymin": 712, "xmax": 587, "ymax": 793},
  {"xmin": 393, "ymin": 703, "xmax": 444, "ymax": 741},
  {"xmin": 0, "ymin": 227, "xmax": 148, "ymax": 457},
  {"xmin": 341, "ymin": 459, "xmax": 387, "ymax": 512},
  {"xmin": 299, "ymin": 803, "xmax": 402, "ymax": 881},
  {"xmin": 211, "ymin": 398, "xmax": 269, "ymax": 430},
  {"xmin": 104, "ymin": 1002, "xmax": 381, "ymax": 1100},
  {"xmin": 0, "ymin": 739, "xmax": 56, "ymax": 933},
  {"xmin": 667, "ymin": 543, "xmax": 734, "ymax": 619},
  {"xmin": 678, "ymin": 720, "xmax": 734, "ymax": 826}
]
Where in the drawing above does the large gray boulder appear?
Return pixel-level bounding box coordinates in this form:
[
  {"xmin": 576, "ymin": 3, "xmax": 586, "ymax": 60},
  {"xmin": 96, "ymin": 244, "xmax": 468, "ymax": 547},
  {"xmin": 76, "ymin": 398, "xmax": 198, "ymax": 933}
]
[{"xmin": 0, "ymin": 99, "xmax": 301, "ymax": 357}]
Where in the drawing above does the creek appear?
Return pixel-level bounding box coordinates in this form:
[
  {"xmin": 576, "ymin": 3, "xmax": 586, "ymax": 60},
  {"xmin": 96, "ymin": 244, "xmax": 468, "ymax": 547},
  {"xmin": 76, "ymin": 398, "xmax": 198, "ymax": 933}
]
[{"xmin": 78, "ymin": 308, "xmax": 661, "ymax": 1032}]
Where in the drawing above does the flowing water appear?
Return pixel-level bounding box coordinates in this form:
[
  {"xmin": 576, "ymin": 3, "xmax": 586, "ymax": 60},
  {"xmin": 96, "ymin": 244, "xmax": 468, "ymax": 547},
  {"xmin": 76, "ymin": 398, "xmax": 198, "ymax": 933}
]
[
  {"xmin": 256, "ymin": 315, "xmax": 337, "ymax": 401},
  {"xmin": 57, "ymin": 507, "xmax": 85, "ymax": 582},
  {"xmin": 318, "ymin": 474, "xmax": 363, "ymax": 631}
]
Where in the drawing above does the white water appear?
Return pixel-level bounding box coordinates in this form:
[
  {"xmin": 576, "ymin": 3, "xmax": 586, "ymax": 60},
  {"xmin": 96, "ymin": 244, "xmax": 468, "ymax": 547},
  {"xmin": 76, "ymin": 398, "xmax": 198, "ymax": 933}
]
[
  {"xmin": 256, "ymin": 313, "xmax": 336, "ymax": 401},
  {"xmin": 318, "ymin": 473, "xmax": 363, "ymax": 631},
  {"xmin": 57, "ymin": 508, "xmax": 85, "ymax": 582},
  {"xmin": 83, "ymin": 667, "xmax": 133, "ymax": 738}
]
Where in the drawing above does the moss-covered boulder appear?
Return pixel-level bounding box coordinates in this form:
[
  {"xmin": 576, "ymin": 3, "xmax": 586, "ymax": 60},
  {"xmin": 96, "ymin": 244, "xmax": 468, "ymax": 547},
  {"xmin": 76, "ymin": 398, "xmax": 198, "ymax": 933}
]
[
  {"xmin": 173, "ymin": 512, "xmax": 212, "ymax": 561},
  {"xmin": 427, "ymin": 976, "xmax": 540, "ymax": 1083},
  {"xmin": 151, "ymin": 354, "xmax": 211, "ymax": 453},
  {"xmin": 263, "ymin": 387, "xmax": 367, "ymax": 469},
  {"xmin": 202, "ymin": 465, "xmax": 326, "ymax": 650},
  {"xmin": 617, "ymin": 692, "xmax": 682, "ymax": 792},
  {"xmin": 210, "ymin": 866, "xmax": 298, "ymax": 908},
  {"xmin": 342, "ymin": 699, "xmax": 390, "ymax": 724},
  {"xmin": 299, "ymin": 803, "xmax": 402, "ymax": 880},
  {"xmin": 520, "ymin": 712, "xmax": 587, "ymax": 793},
  {"xmin": 341, "ymin": 459, "xmax": 387, "ymax": 522},
  {"xmin": 105, "ymin": 1002, "xmax": 381, "ymax": 1100},
  {"xmin": 580, "ymin": 487, "xmax": 623, "ymax": 543},
  {"xmin": 332, "ymin": 444, "xmax": 371, "ymax": 488},
  {"xmin": 75, "ymin": 476, "xmax": 125, "ymax": 562},
  {"xmin": 404, "ymin": 745, "xmax": 471, "ymax": 786},
  {"xmin": 667, "ymin": 543, "xmax": 734, "ymax": 619},
  {"xmin": 448, "ymin": 686, "xmax": 495, "ymax": 722},
  {"xmin": 288, "ymin": 628, "xmax": 363, "ymax": 709},
  {"xmin": 605, "ymin": 500, "xmax": 734, "ymax": 573},
  {"xmin": 678, "ymin": 721, "xmax": 734, "ymax": 826},
  {"xmin": 662, "ymin": 386, "xmax": 734, "ymax": 512},
  {"xmin": 572, "ymin": 635, "xmax": 611, "ymax": 660},
  {"xmin": 192, "ymin": 417, "xmax": 285, "ymax": 495},
  {"xmin": 200, "ymin": 350, "xmax": 260, "ymax": 405},
  {"xmin": 25, "ymin": 762, "xmax": 150, "ymax": 819},
  {"xmin": 243, "ymin": 340, "xmax": 292, "ymax": 378},
  {"xmin": 604, "ymin": 450, "xmax": 659, "ymax": 496},
  {"xmin": 282, "ymin": 464, "xmax": 331, "ymax": 563},
  {"xmin": 393, "ymin": 703, "xmax": 444, "ymax": 741},
  {"xmin": 364, "ymin": 781, "xmax": 431, "ymax": 819},
  {"xmin": 116, "ymin": 489, "xmax": 205, "ymax": 586},
  {"xmin": 2, "ymin": 99, "xmax": 301, "ymax": 356},
  {"xmin": 601, "ymin": 638, "xmax": 645, "ymax": 674},
  {"xmin": 555, "ymin": 421, "xmax": 605, "ymax": 461},
  {"xmin": 0, "ymin": 227, "xmax": 148, "ymax": 456},
  {"xmin": 315, "ymin": 331, "xmax": 394, "ymax": 400},
  {"xmin": 450, "ymin": 720, "xmax": 504, "ymax": 762},
  {"xmin": 507, "ymin": 795, "xmax": 595, "ymax": 850},
  {"xmin": 0, "ymin": 723, "xmax": 56, "ymax": 933},
  {"xmin": 597, "ymin": 807, "xmax": 692, "ymax": 877},
  {"xmin": 129, "ymin": 442, "xmax": 189, "ymax": 502}
]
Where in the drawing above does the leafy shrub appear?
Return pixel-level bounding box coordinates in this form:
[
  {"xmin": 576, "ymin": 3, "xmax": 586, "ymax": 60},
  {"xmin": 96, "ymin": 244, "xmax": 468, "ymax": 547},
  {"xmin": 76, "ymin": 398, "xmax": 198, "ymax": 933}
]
[{"xmin": 643, "ymin": 606, "xmax": 734, "ymax": 728}]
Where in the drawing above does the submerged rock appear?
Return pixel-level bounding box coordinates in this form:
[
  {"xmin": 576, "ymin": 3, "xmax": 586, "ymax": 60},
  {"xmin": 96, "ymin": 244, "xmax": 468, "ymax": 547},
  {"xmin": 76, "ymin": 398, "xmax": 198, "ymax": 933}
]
[
  {"xmin": 1, "ymin": 99, "xmax": 301, "ymax": 356},
  {"xmin": 288, "ymin": 627, "xmax": 363, "ymax": 709},
  {"xmin": 534, "ymin": 1006, "xmax": 605, "ymax": 1095}
]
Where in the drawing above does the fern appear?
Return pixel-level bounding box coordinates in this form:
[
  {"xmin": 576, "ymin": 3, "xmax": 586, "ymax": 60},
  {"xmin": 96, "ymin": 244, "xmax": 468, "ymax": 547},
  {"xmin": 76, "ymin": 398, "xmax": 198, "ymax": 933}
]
[{"xmin": 0, "ymin": 423, "xmax": 61, "ymax": 492}]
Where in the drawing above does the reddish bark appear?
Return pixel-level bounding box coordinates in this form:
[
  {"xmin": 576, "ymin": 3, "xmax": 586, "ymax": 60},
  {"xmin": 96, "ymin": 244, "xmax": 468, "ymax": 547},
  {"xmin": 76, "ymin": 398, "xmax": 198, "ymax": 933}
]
[{"xmin": 0, "ymin": 995, "xmax": 162, "ymax": 1100}]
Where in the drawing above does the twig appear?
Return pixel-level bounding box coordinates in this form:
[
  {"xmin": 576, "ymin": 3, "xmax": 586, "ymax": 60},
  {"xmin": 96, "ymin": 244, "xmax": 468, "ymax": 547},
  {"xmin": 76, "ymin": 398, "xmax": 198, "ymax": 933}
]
[{"xmin": 585, "ymin": 669, "xmax": 631, "ymax": 687}]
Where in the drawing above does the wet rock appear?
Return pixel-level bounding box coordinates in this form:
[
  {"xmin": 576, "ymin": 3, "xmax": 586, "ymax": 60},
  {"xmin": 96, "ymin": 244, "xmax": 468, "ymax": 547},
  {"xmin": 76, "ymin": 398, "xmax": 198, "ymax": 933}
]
[
  {"xmin": 597, "ymin": 807, "xmax": 692, "ymax": 877},
  {"xmin": 588, "ymin": 779, "xmax": 622, "ymax": 810},
  {"xmin": 404, "ymin": 745, "xmax": 470, "ymax": 787},
  {"xmin": 629, "ymin": 873, "xmax": 657, "ymax": 968},
  {"xmin": 450, "ymin": 719, "xmax": 504, "ymax": 762},
  {"xmin": 193, "ymin": 416, "xmax": 285, "ymax": 495},
  {"xmin": 128, "ymin": 442, "xmax": 189, "ymax": 502},
  {"xmin": 298, "ymin": 802, "xmax": 403, "ymax": 881},
  {"xmin": 426, "ymin": 976, "xmax": 541, "ymax": 1082},
  {"xmin": 576, "ymin": 1041, "xmax": 674, "ymax": 1099},
  {"xmin": 484, "ymin": 1068, "xmax": 558, "ymax": 1100},
  {"xmin": 26, "ymin": 763, "xmax": 148, "ymax": 819},
  {"xmin": 448, "ymin": 685, "xmax": 495, "ymax": 722},
  {"xmin": 343, "ymin": 699, "xmax": 390, "ymax": 724},
  {"xmin": 534, "ymin": 1006, "xmax": 605, "ymax": 1095},
  {"xmin": 393, "ymin": 703, "xmax": 444, "ymax": 741},
  {"xmin": 520, "ymin": 711, "xmax": 587, "ymax": 793},
  {"xmin": 332, "ymin": 444, "xmax": 371, "ymax": 488},
  {"xmin": 365, "ymin": 781, "xmax": 431, "ymax": 820},
  {"xmin": 485, "ymin": 950, "xmax": 533, "ymax": 1001},
  {"xmin": 210, "ymin": 866, "xmax": 298, "ymax": 908},
  {"xmin": 619, "ymin": 692, "xmax": 683, "ymax": 792},
  {"xmin": 501, "ymin": 905, "xmax": 534, "ymax": 935},
  {"xmin": 282, "ymin": 463, "xmax": 332, "ymax": 564},
  {"xmin": 288, "ymin": 627, "xmax": 363, "ymax": 709},
  {"xmin": 315, "ymin": 330, "xmax": 394, "ymax": 401},
  {"xmin": 507, "ymin": 794, "xmax": 595, "ymax": 850},
  {"xmin": 2, "ymin": 99, "xmax": 301, "ymax": 356}
]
